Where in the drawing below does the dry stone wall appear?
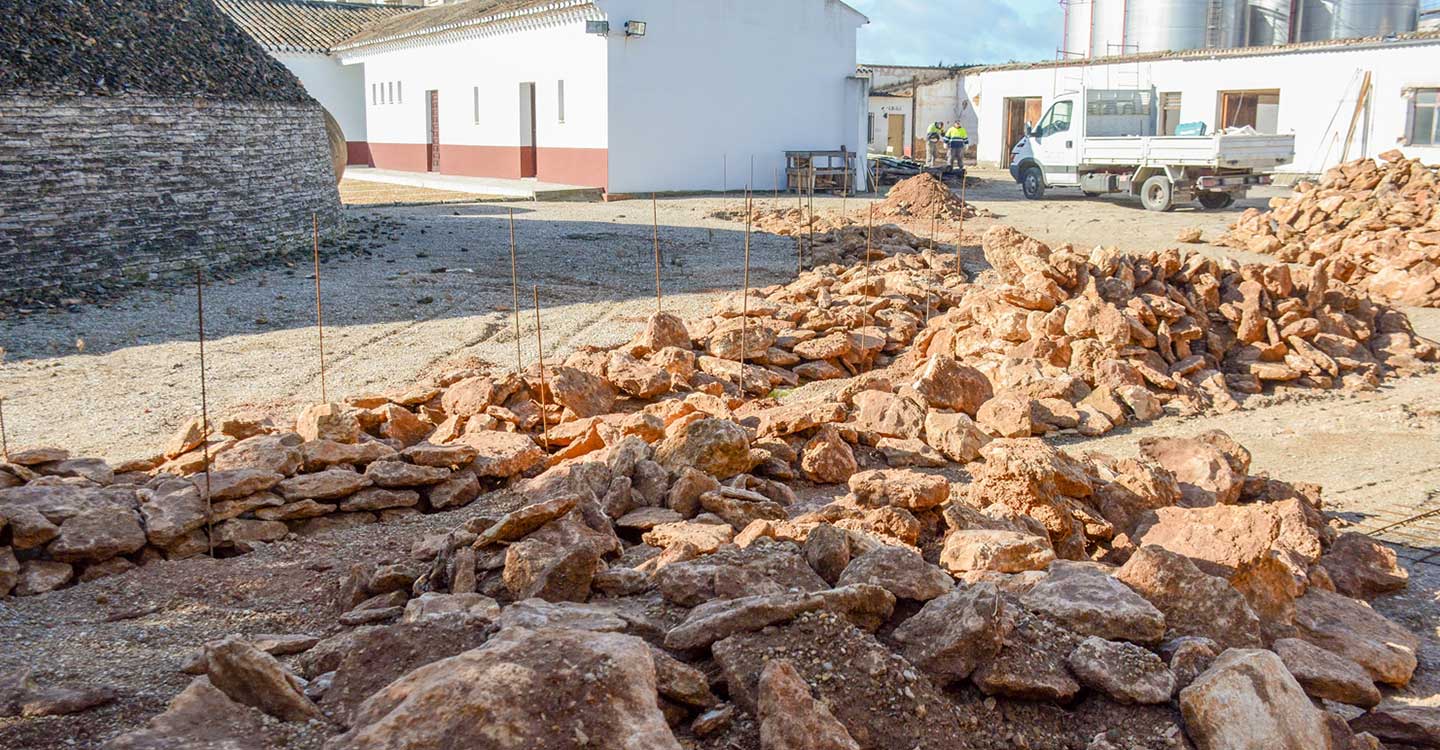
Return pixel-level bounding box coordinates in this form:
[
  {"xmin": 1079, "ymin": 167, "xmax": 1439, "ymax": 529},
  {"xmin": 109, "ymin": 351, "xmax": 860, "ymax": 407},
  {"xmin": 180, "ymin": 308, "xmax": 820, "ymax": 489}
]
[{"xmin": 0, "ymin": 94, "xmax": 341, "ymax": 305}]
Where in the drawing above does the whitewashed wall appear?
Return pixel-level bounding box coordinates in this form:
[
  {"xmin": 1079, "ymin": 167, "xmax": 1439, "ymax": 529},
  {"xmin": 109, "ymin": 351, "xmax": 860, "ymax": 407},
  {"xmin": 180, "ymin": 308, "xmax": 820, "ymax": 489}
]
[
  {"xmin": 341, "ymin": 16, "xmax": 608, "ymax": 181},
  {"xmin": 275, "ymin": 52, "xmax": 369, "ymax": 142},
  {"xmin": 942, "ymin": 38, "xmax": 1440, "ymax": 173},
  {"xmin": 600, "ymin": 0, "xmax": 867, "ymax": 193},
  {"xmin": 867, "ymin": 94, "xmax": 912, "ymax": 155}
]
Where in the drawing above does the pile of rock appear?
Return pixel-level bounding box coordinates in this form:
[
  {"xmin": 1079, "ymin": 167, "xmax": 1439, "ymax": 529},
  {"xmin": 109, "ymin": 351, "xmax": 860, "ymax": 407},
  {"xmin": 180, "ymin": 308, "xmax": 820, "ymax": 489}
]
[
  {"xmin": 873, "ymin": 172, "xmax": 993, "ymax": 222},
  {"xmin": 1224, "ymin": 151, "xmax": 1440, "ymax": 307},
  {"xmin": 910, "ymin": 224, "xmax": 1438, "ymax": 438},
  {"xmin": 108, "ymin": 430, "xmax": 1433, "ymax": 750}
]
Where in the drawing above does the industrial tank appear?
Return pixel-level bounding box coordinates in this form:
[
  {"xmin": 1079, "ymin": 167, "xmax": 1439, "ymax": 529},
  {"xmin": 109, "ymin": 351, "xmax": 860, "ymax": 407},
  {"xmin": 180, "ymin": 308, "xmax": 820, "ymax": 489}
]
[
  {"xmin": 1295, "ymin": 0, "xmax": 1419, "ymax": 41},
  {"xmin": 1125, "ymin": 0, "xmax": 1249, "ymax": 53},
  {"xmin": 1090, "ymin": 0, "xmax": 1129, "ymax": 56},
  {"xmin": 1063, "ymin": 0, "xmax": 1095, "ymax": 56},
  {"xmin": 1247, "ymin": 0, "xmax": 1295, "ymax": 45}
]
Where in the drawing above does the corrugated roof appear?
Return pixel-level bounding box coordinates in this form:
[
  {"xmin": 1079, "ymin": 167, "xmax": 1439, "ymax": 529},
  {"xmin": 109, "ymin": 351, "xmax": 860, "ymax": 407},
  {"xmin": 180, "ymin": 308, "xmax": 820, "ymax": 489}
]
[
  {"xmin": 336, "ymin": 0, "xmax": 592, "ymax": 52},
  {"xmin": 215, "ymin": 0, "xmax": 416, "ymax": 54}
]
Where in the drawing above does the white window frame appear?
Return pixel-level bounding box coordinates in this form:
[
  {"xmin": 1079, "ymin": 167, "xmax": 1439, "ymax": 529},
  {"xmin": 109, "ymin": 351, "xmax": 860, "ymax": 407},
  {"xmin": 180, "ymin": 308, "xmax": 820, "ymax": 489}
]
[
  {"xmin": 371, "ymin": 83, "xmax": 378, "ymax": 105},
  {"xmin": 387, "ymin": 82, "xmax": 394, "ymax": 104},
  {"xmin": 396, "ymin": 81, "xmax": 403, "ymax": 104},
  {"xmin": 1405, "ymin": 87, "xmax": 1440, "ymax": 146},
  {"xmin": 557, "ymin": 80, "xmax": 565, "ymax": 124},
  {"xmin": 474, "ymin": 86, "xmax": 480, "ymax": 124}
]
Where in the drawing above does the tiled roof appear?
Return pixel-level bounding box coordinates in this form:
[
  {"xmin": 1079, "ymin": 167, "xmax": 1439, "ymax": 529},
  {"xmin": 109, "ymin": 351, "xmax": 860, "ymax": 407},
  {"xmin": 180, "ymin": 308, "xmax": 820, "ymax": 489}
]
[
  {"xmin": 335, "ymin": 0, "xmax": 594, "ymax": 52},
  {"xmin": 215, "ymin": 0, "xmax": 417, "ymax": 54}
]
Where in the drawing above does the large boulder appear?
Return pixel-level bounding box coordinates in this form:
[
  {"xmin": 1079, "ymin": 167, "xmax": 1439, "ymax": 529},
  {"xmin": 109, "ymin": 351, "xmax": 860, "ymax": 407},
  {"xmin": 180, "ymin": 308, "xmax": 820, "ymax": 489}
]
[
  {"xmin": 46, "ymin": 506, "xmax": 146, "ymax": 563},
  {"xmin": 1179, "ymin": 648, "xmax": 1342, "ymax": 750},
  {"xmin": 939, "ymin": 529, "xmax": 1054, "ymax": 574},
  {"xmin": 758, "ymin": 659, "xmax": 860, "ymax": 750},
  {"xmin": 889, "ymin": 583, "xmax": 1007, "ymax": 683},
  {"xmin": 1065, "ymin": 636, "xmax": 1175, "ymax": 705},
  {"xmin": 105, "ymin": 677, "xmax": 268, "ymax": 750},
  {"xmin": 1020, "ymin": 562, "xmax": 1166, "ymax": 644},
  {"xmin": 1131, "ymin": 498, "xmax": 1323, "ymax": 578},
  {"xmin": 911, "ymin": 355, "xmax": 992, "ymax": 416},
  {"xmin": 202, "ymin": 637, "xmax": 322, "ymax": 722},
  {"xmin": 1349, "ymin": 706, "xmax": 1440, "ymax": 749},
  {"xmin": 1272, "ymin": 637, "xmax": 1381, "ymax": 708},
  {"xmin": 329, "ymin": 628, "xmax": 681, "ymax": 750},
  {"xmin": 1292, "ymin": 587, "xmax": 1419, "ymax": 687},
  {"xmin": 546, "ymin": 366, "xmax": 617, "ymax": 418},
  {"xmin": 836, "ymin": 546, "xmax": 952, "ymax": 601},
  {"xmin": 1115, "ymin": 546, "xmax": 1262, "ymax": 650},
  {"xmin": 1317, "ymin": 532, "xmax": 1408, "ymax": 600},
  {"xmin": 654, "ymin": 419, "xmax": 752, "ymax": 480},
  {"xmin": 1137, "ymin": 433, "xmax": 1248, "ymax": 506}
]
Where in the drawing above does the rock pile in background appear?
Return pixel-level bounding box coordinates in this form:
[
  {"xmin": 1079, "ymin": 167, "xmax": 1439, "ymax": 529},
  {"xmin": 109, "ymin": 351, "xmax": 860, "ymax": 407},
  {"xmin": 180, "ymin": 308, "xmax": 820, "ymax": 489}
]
[
  {"xmin": 103, "ymin": 430, "xmax": 1432, "ymax": 750},
  {"xmin": 914, "ymin": 224, "xmax": 1438, "ymax": 438},
  {"xmin": 872, "ymin": 172, "xmax": 993, "ymax": 222},
  {"xmin": 1224, "ymin": 151, "xmax": 1440, "ymax": 307}
]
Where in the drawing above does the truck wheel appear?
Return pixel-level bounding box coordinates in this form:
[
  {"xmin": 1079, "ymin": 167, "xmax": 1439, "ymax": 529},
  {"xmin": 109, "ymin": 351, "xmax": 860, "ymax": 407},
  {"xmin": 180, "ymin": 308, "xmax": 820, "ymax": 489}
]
[
  {"xmin": 1140, "ymin": 175, "xmax": 1175, "ymax": 212},
  {"xmin": 1197, "ymin": 192, "xmax": 1235, "ymax": 210},
  {"xmin": 1021, "ymin": 166, "xmax": 1046, "ymax": 200},
  {"xmin": 1083, "ymin": 191, "xmax": 1103, "ymax": 197}
]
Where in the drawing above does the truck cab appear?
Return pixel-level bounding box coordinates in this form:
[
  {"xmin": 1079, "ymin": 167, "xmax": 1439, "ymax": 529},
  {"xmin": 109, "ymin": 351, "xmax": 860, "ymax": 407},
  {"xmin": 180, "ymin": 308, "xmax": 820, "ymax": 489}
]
[{"xmin": 1010, "ymin": 88, "xmax": 1295, "ymax": 211}]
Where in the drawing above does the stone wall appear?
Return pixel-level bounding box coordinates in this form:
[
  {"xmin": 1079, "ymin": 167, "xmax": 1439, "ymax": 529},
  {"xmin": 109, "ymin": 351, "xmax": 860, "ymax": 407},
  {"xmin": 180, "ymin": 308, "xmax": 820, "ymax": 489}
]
[{"xmin": 0, "ymin": 94, "xmax": 342, "ymax": 305}]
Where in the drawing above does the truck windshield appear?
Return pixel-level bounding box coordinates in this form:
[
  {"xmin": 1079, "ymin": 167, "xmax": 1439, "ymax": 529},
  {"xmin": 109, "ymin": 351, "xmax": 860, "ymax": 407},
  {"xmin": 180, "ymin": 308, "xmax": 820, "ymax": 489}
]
[{"xmin": 1037, "ymin": 101, "xmax": 1073, "ymax": 138}]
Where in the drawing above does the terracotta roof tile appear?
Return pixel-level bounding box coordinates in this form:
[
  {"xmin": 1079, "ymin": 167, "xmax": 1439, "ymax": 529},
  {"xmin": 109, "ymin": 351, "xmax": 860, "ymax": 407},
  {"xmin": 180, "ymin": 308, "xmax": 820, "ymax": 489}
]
[{"xmin": 215, "ymin": 0, "xmax": 416, "ymax": 54}]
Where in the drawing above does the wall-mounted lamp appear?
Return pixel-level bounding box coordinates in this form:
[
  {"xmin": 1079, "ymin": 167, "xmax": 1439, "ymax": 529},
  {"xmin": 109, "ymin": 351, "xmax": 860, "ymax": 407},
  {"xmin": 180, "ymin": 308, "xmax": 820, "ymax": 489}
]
[
  {"xmin": 586, "ymin": 20, "xmax": 610, "ymax": 35},
  {"xmin": 625, "ymin": 20, "xmax": 647, "ymax": 37}
]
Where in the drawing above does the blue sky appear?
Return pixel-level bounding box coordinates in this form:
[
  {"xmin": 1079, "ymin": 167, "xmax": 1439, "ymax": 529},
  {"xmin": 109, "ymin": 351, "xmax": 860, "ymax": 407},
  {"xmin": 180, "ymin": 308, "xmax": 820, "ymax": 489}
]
[{"xmin": 848, "ymin": 0, "xmax": 1064, "ymax": 66}]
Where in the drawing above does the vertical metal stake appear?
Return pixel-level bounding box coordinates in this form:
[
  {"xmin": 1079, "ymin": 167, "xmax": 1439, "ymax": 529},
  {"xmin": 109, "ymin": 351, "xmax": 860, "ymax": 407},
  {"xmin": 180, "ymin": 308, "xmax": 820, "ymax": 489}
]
[
  {"xmin": 652, "ymin": 193, "xmax": 662, "ymax": 311},
  {"xmin": 509, "ymin": 209, "xmax": 522, "ymax": 374},
  {"xmin": 865, "ymin": 201, "xmax": 874, "ymax": 298},
  {"xmin": 312, "ymin": 213, "xmax": 328, "ymax": 403},
  {"xmin": 532, "ymin": 286, "xmax": 550, "ymax": 451},
  {"xmin": 740, "ymin": 190, "xmax": 752, "ymax": 392},
  {"xmin": 195, "ymin": 269, "xmax": 214, "ymax": 556},
  {"xmin": 956, "ymin": 176, "xmax": 967, "ymax": 275},
  {"xmin": 0, "ymin": 396, "xmax": 9, "ymax": 462}
]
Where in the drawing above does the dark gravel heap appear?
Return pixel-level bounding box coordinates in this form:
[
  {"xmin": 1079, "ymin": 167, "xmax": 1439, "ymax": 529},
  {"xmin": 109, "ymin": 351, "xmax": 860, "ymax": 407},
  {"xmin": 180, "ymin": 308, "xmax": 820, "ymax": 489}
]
[{"xmin": 1, "ymin": 0, "xmax": 312, "ymax": 101}]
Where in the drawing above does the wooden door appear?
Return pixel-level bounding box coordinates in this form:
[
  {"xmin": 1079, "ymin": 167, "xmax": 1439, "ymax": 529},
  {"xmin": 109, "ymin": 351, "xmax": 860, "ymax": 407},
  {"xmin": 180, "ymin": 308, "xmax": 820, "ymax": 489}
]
[
  {"xmin": 518, "ymin": 82, "xmax": 537, "ymax": 178},
  {"xmin": 886, "ymin": 115, "xmax": 906, "ymax": 156},
  {"xmin": 1003, "ymin": 97, "xmax": 1044, "ymax": 157},
  {"xmin": 426, "ymin": 90, "xmax": 440, "ymax": 172}
]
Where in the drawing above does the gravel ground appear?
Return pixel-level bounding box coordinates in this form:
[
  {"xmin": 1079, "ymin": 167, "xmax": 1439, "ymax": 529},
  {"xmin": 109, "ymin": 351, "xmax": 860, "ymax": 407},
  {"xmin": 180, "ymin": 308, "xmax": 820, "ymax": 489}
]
[{"xmin": 337, "ymin": 178, "xmax": 503, "ymax": 206}]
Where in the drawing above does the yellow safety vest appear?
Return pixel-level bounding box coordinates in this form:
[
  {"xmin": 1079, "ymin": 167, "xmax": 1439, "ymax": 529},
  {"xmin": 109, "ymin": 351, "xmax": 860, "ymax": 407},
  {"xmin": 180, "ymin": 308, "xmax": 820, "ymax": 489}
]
[{"xmin": 946, "ymin": 126, "xmax": 968, "ymax": 139}]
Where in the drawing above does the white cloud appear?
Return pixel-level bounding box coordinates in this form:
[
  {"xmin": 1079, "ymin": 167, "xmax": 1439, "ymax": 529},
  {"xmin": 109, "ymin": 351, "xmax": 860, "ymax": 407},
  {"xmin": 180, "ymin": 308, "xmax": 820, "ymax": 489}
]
[{"xmin": 850, "ymin": 0, "xmax": 1064, "ymax": 66}]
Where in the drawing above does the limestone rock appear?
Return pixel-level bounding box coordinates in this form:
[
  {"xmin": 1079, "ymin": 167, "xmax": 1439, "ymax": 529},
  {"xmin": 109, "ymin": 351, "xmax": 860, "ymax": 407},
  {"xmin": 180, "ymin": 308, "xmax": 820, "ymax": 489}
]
[
  {"xmin": 890, "ymin": 583, "xmax": 1007, "ymax": 682},
  {"xmin": 1349, "ymin": 706, "xmax": 1440, "ymax": 749},
  {"xmin": 1021, "ymin": 562, "xmax": 1166, "ymax": 644},
  {"xmin": 15, "ymin": 560, "xmax": 72, "ymax": 596},
  {"xmin": 1292, "ymin": 587, "xmax": 1419, "ymax": 687},
  {"xmin": 923, "ymin": 410, "xmax": 989, "ymax": 463},
  {"xmin": 911, "ymin": 355, "xmax": 992, "ymax": 416},
  {"xmin": 331, "ymin": 627, "xmax": 681, "ymax": 750},
  {"xmin": 1273, "ymin": 637, "xmax": 1381, "ymax": 708},
  {"xmin": 847, "ymin": 469, "xmax": 947, "ymax": 511},
  {"xmin": 502, "ymin": 538, "xmax": 599, "ymax": 602},
  {"xmin": 46, "ymin": 506, "xmax": 146, "ymax": 563},
  {"xmin": 1318, "ymin": 532, "xmax": 1408, "ymax": 600},
  {"xmin": 213, "ymin": 434, "xmax": 303, "ymax": 476},
  {"xmin": 105, "ymin": 676, "xmax": 268, "ymax": 750},
  {"xmin": 940, "ymin": 530, "xmax": 1054, "ymax": 574},
  {"xmin": 800, "ymin": 426, "xmax": 857, "ymax": 484},
  {"xmin": 295, "ymin": 403, "xmax": 361, "ymax": 444},
  {"xmin": 203, "ymin": 637, "xmax": 322, "ymax": 722},
  {"xmin": 1115, "ymin": 546, "xmax": 1262, "ymax": 650},
  {"xmin": 837, "ymin": 545, "xmax": 952, "ymax": 601},
  {"xmin": 457, "ymin": 430, "xmax": 545, "ymax": 478},
  {"xmin": 758, "ymin": 659, "xmax": 860, "ymax": 750},
  {"xmin": 1065, "ymin": 636, "xmax": 1174, "ymax": 704},
  {"xmin": 276, "ymin": 469, "xmax": 371, "ymax": 501},
  {"xmin": 1179, "ymin": 648, "xmax": 1341, "ymax": 750},
  {"xmin": 655, "ymin": 418, "xmax": 752, "ymax": 480},
  {"xmin": 139, "ymin": 479, "xmax": 208, "ymax": 549},
  {"xmin": 1137, "ymin": 433, "xmax": 1246, "ymax": 506}
]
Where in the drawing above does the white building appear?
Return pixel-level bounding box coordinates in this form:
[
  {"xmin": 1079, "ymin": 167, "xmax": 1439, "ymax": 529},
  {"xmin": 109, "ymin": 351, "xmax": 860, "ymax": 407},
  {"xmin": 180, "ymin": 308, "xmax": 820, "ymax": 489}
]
[
  {"xmin": 894, "ymin": 31, "xmax": 1440, "ymax": 177},
  {"xmin": 859, "ymin": 64, "xmax": 963, "ymax": 158},
  {"xmin": 326, "ymin": 0, "xmax": 869, "ymax": 192},
  {"xmin": 217, "ymin": 0, "xmax": 417, "ymax": 165}
]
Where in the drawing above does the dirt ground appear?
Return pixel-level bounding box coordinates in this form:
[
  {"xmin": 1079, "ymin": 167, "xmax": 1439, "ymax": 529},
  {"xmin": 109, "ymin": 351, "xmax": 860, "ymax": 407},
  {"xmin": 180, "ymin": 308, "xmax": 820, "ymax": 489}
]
[
  {"xmin": 336, "ymin": 178, "xmax": 503, "ymax": 207},
  {"xmin": 2, "ymin": 169, "xmax": 1438, "ymax": 747}
]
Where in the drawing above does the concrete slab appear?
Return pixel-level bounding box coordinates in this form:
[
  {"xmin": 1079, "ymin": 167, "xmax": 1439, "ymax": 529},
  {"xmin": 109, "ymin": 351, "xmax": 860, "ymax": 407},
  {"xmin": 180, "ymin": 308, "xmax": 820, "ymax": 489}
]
[{"xmin": 343, "ymin": 167, "xmax": 602, "ymax": 202}]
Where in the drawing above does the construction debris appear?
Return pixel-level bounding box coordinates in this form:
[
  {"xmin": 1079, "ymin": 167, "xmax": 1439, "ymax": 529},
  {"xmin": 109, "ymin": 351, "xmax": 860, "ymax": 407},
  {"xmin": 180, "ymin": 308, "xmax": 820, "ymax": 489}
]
[
  {"xmin": 873, "ymin": 172, "xmax": 993, "ymax": 222},
  {"xmin": 1224, "ymin": 151, "xmax": 1440, "ymax": 307}
]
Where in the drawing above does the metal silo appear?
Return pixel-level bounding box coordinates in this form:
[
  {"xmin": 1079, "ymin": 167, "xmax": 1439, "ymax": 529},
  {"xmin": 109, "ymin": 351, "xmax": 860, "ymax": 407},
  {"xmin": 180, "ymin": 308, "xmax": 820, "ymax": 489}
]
[
  {"xmin": 1247, "ymin": 0, "xmax": 1296, "ymax": 45},
  {"xmin": 1090, "ymin": 0, "xmax": 1130, "ymax": 56},
  {"xmin": 1063, "ymin": 0, "xmax": 1095, "ymax": 56},
  {"xmin": 1125, "ymin": 0, "xmax": 1249, "ymax": 52},
  {"xmin": 1295, "ymin": 0, "xmax": 1419, "ymax": 41}
]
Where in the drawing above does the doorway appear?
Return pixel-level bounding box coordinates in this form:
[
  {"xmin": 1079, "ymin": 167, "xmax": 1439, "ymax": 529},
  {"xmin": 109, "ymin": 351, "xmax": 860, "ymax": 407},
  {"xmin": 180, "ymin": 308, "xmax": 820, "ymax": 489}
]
[
  {"xmin": 426, "ymin": 90, "xmax": 440, "ymax": 172},
  {"xmin": 886, "ymin": 114, "xmax": 906, "ymax": 156},
  {"xmin": 1003, "ymin": 96, "xmax": 1044, "ymax": 157},
  {"xmin": 518, "ymin": 82, "xmax": 537, "ymax": 178}
]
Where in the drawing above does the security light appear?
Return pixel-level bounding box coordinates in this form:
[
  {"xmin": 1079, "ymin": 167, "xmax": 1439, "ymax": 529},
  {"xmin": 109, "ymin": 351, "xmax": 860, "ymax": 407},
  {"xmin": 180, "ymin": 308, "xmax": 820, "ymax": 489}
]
[
  {"xmin": 625, "ymin": 20, "xmax": 646, "ymax": 37},
  {"xmin": 586, "ymin": 20, "xmax": 610, "ymax": 35}
]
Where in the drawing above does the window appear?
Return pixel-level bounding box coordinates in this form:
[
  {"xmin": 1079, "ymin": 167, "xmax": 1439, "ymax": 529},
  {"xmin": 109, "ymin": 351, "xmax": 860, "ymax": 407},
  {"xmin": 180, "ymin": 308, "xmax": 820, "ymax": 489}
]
[
  {"xmin": 371, "ymin": 83, "xmax": 378, "ymax": 105},
  {"xmin": 867, "ymin": 113, "xmax": 875, "ymax": 144},
  {"xmin": 473, "ymin": 86, "xmax": 481, "ymax": 124},
  {"xmin": 1036, "ymin": 100, "xmax": 1073, "ymax": 138},
  {"xmin": 1219, "ymin": 90, "xmax": 1280, "ymax": 133},
  {"xmin": 396, "ymin": 81, "xmax": 402, "ymax": 104},
  {"xmin": 387, "ymin": 82, "xmax": 394, "ymax": 104},
  {"xmin": 1159, "ymin": 92, "xmax": 1182, "ymax": 136},
  {"xmin": 1409, "ymin": 88, "xmax": 1439, "ymax": 146},
  {"xmin": 557, "ymin": 80, "xmax": 565, "ymax": 124}
]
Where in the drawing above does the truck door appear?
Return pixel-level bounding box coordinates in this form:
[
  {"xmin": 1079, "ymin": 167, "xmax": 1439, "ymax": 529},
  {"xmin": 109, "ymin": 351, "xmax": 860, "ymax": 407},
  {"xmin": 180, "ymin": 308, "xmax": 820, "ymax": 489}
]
[{"xmin": 1030, "ymin": 99, "xmax": 1078, "ymax": 186}]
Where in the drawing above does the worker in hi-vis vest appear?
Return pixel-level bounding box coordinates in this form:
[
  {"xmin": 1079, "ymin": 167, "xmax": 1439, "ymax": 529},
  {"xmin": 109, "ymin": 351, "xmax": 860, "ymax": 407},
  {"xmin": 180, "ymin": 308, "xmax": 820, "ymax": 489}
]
[
  {"xmin": 945, "ymin": 122, "xmax": 969, "ymax": 169},
  {"xmin": 925, "ymin": 122, "xmax": 944, "ymax": 166}
]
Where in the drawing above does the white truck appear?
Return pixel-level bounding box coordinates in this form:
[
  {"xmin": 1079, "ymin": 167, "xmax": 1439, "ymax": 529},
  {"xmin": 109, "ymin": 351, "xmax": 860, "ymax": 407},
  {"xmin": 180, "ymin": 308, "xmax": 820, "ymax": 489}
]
[{"xmin": 1009, "ymin": 88, "xmax": 1295, "ymax": 211}]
